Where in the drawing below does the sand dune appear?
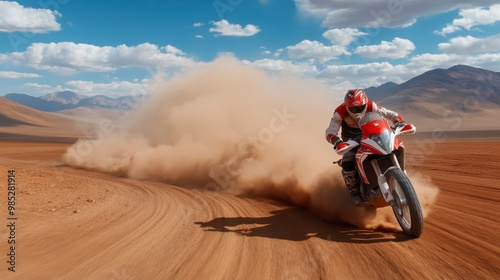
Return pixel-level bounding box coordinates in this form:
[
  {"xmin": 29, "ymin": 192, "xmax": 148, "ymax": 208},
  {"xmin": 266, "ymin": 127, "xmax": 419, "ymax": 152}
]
[{"xmin": 0, "ymin": 97, "xmax": 85, "ymax": 141}]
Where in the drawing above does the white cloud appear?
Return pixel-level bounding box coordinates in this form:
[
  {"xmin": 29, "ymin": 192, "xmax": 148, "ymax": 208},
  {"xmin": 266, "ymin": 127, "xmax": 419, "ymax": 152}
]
[
  {"xmin": 0, "ymin": 1, "xmax": 61, "ymax": 33},
  {"xmin": 323, "ymin": 28, "xmax": 368, "ymax": 46},
  {"xmin": 295, "ymin": 0, "xmax": 500, "ymax": 28},
  {"xmin": 318, "ymin": 62, "xmax": 409, "ymax": 87},
  {"xmin": 287, "ymin": 40, "xmax": 348, "ymax": 62},
  {"xmin": 24, "ymin": 82, "xmax": 69, "ymax": 93},
  {"xmin": 435, "ymin": 25, "xmax": 461, "ymax": 36},
  {"xmin": 209, "ymin": 20, "xmax": 260, "ymax": 37},
  {"xmin": 436, "ymin": 4, "xmax": 500, "ymax": 35},
  {"xmin": 354, "ymin": 38, "xmax": 415, "ymax": 59},
  {"xmin": 8, "ymin": 42, "xmax": 196, "ymax": 74},
  {"xmin": 0, "ymin": 71, "xmax": 41, "ymax": 78},
  {"xmin": 408, "ymin": 53, "xmax": 500, "ymax": 72},
  {"xmin": 439, "ymin": 34, "xmax": 500, "ymax": 54},
  {"xmin": 25, "ymin": 79, "xmax": 153, "ymax": 97},
  {"xmin": 317, "ymin": 51, "xmax": 500, "ymax": 89},
  {"xmin": 65, "ymin": 80, "xmax": 151, "ymax": 97},
  {"xmin": 18, "ymin": 51, "xmax": 500, "ymax": 98},
  {"xmin": 193, "ymin": 22, "xmax": 204, "ymax": 27},
  {"xmin": 274, "ymin": 48, "xmax": 284, "ymax": 57},
  {"xmin": 164, "ymin": 45, "xmax": 184, "ymax": 55},
  {"xmin": 243, "ymin": 58, "xmax": 318, "ymax": 75},
  {"xmin": 195, "ymin": 35, "xmax": 203, "ymax": 39}
]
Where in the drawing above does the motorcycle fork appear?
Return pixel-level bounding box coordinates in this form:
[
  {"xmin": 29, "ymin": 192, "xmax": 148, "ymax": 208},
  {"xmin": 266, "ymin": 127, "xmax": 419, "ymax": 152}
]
[
  {"xmin": 370, "ymin": 153, "xmax": 400, "ymax": 204},
  {"xmin": 370, "ymin": 153, "xmax": 401, "ymax": 176}
]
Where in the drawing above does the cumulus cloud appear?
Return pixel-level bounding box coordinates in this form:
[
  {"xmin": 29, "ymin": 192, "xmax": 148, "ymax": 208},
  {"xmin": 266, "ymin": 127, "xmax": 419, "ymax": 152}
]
[
  {"xmin": 354, "ymin": 38, "xmax": 415, "ymax": 59},
  {"xmin": 295, "ymin": 0, "xmax": 500, "ymax": 28},
  {"xmin": 24, "ymin": 82, "xmax": 70, "ymax": 93},
  {"xmin": 65, "ymin": 80, "xmax": 151, "ymax": 97},
  {"xmin": 436, "ymin": 4, "xmax": 500, "ymax": 35},
  {"xmin": 164, "ymin": 45, "xmax": 185, "ymax": 55},
  {"xmin": 242, "ymin": 58, "xmax": 318, "ymax": 76},
  {"xmin": 317, "ymin": 51, "xmax": 500, "ymax": 89},
  {"xmin": 209, "ymin": 20, "xmax": 260, "ymax": 37},
  {"xmin": 407, "ymin": 53, "xmax": 500, "ymax": 72},
  {"xmin": 318, "ymin": 62, "xmax": 409, "ymax": 87},
  {"xmin": 323, "ymin": 28, "xmax": 368, "ymax": 46},
  {"xmin": 25, "ymin": 78, "xmax": 153, "ymax": 97},
  {"xmin": 0, "ymin": 71, "xmax": 41, "ymax": 78},
  {"xmin": 439, "ymin": 34, "xmax": 500, "ymax": 54},
  {"xmin": 193, "ymin": 22, "xmax": 204, "ymax": 27},
  {"xmin": 287, "ymin": 40, "xmax": 348, "ymax": 62},
  {"xmin": 7, "ymin": 42, "xmax": 196, "ymax": 74},
  {"xmin": 195, "ymin": 35, "xmax": 203, "ymax": 39},
  {"xmin": 0, "ymin": 1, "xmax": 61, "ymax": 33}
]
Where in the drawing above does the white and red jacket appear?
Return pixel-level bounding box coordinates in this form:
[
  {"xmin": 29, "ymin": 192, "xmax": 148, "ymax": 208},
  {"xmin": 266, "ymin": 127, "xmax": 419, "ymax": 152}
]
[{"xmin": 325, "ymin": 100, "xmax": 404, "ymax": 144}]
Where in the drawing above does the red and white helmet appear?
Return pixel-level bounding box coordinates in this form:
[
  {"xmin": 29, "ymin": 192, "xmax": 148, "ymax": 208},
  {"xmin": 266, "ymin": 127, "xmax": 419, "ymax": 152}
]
[{"xmin": 344, "ymin": 88, "xmax": 368, "ymax": 120}]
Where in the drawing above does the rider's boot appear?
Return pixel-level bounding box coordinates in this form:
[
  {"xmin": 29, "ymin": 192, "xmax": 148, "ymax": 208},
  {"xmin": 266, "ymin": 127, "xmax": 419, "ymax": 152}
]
[{"xmin": 342, "ymin": 170, "xmax": 362, "ymax": 206}]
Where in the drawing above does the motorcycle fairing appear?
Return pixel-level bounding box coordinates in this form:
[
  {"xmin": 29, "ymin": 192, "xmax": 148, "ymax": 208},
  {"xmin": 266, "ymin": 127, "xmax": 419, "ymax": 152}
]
[{"xmin": 355, "ymin": 113, "xmax": 406, "ymax": 186}]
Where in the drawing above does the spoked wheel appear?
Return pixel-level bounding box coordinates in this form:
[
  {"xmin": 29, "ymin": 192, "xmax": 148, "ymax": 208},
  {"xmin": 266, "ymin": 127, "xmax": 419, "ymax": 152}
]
[{"xmin": 386, "ymin": 168, "xmax": 424, "ymax": 237}]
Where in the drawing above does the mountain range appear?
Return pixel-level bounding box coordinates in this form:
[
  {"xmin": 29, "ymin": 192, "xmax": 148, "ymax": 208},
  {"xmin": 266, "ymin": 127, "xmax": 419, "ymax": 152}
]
[
  {"xmin": 1, "ymin": 64, "xmax": 499, "ymax": 131},
  {"xmin": 3, "ymin": 91, "xmax": 142, "ymax": 112},
  {"xmin": 366, "ymin": 65, "xmax": 500, "ymax": 104},
  {"xmin": 364, "ymin": 64, "xmax": 500, "ymax": 130}
]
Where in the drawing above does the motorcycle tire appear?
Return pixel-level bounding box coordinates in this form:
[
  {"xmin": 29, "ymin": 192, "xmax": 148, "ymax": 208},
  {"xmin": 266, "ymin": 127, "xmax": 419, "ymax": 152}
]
[{"xmin": 386, "ymin": 168, "xmax": 424, "ymax": 237}]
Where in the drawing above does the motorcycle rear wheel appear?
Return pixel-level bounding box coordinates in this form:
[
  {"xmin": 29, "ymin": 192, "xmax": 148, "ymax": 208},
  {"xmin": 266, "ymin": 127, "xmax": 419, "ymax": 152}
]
[{"xmin": 386, "ymin": 168, "xmax": 424, "ymax": 237}]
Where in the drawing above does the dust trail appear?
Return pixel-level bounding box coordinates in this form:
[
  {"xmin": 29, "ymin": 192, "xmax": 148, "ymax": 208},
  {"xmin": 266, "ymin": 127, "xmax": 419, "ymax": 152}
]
[{"xmin": 63, "ymin": 56, "xmax": 438, "ymax": 230}]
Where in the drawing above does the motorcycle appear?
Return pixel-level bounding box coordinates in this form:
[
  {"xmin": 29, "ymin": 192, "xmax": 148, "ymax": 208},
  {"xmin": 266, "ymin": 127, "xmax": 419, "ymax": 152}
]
[{"xmin": 334, "ymin": 112, "xmax": 424, "ymax": 237}]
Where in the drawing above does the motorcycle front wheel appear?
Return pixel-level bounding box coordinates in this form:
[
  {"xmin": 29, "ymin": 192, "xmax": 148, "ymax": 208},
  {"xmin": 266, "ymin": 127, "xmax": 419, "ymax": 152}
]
[{"xmin": 386, "ymin": 168, "xmax": 424, "ymax": 237}]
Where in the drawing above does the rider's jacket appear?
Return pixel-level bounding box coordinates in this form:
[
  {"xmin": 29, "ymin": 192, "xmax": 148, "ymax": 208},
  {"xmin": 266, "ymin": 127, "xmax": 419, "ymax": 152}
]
[{"xmin": 325, "ymin": 100, "xmax": 403, "ymax": 143}]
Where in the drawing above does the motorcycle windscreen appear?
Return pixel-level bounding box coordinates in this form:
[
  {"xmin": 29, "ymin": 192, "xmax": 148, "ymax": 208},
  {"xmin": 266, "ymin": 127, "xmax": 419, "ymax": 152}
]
[
  {"xmin": 367, "ymin": 130, "xmax": 393, "ymax": 154},
  {"xmin": 359, "ymin": 112, "xmax": 394, "ymax": 155}
]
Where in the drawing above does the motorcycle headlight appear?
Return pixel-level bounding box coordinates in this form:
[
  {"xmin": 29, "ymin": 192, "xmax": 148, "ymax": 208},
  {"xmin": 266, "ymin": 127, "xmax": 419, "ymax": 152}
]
[{"xmin": 368, "ymin": 130, "xmax": 392, "ymax": 154}]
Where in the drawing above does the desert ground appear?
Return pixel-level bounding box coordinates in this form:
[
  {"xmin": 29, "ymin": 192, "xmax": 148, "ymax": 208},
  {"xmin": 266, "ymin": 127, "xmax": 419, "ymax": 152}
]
[
  {"xmin": 0, "ymin": 133, "xmax": 498, "ymax": 280},
  {"xmin": 0, "ymin": 87, "xmax": 499, "ymax": 279}
]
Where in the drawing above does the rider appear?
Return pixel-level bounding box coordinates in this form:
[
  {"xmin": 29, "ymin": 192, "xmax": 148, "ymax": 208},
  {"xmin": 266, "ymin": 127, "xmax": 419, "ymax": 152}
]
[{"xmin": 325, "ymin": 88, "xmax": 405, "ymax": 206}]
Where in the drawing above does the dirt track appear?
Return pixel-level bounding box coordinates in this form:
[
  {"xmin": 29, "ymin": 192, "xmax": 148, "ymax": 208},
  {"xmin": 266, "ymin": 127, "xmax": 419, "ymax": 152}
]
[{"xmin": 0, "ymin": 140, "xmax": 499, "ymax": 280}]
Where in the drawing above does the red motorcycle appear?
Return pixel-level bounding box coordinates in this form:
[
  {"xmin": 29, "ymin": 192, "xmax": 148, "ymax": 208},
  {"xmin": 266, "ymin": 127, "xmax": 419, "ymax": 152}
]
[{"xmin": 335, "ymin": 112, "xmax": 424, "ymax": 237}]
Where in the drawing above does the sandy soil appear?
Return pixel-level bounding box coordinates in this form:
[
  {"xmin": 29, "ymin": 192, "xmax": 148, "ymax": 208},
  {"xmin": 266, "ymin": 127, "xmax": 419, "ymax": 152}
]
[{"xmin": 0, "ymin": 138, "xmax": 497, "ymax": 280}]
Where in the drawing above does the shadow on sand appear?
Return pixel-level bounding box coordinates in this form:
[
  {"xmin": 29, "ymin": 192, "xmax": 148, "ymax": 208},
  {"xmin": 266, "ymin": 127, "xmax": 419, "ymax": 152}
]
[{"xmin": 195, "ymin": 207, "xmax": 412, "ymax": 244}]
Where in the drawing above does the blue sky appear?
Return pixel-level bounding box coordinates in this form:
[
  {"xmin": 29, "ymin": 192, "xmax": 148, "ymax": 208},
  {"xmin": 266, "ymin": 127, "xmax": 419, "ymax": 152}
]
[{"xmin": 0, "ymin": 0, "xmax": 499, "ymax": 97}]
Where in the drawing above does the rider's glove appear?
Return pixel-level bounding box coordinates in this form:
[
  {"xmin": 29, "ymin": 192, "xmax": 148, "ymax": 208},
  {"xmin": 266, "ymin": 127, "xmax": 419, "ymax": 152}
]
[
  {"xmin": 332, "ymin": 137, "xmax": 343, "ymax": 149},
  {"xmin": 335, "ymin": 142, "xmax": 350, "ymax": 153},
  {"xmin": 328, "ymin": 134, "xmax": 343, "ymax": 148},
  {"xmin": 395, "ymin": 121, "xmax": 406, "ymax": 129}
]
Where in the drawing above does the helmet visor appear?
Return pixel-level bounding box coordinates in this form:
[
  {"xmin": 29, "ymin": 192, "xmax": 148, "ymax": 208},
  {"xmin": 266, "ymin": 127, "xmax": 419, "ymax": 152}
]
[{"xmin": 347, "ymin": 104, "xmax": 367, "ymax": 114}]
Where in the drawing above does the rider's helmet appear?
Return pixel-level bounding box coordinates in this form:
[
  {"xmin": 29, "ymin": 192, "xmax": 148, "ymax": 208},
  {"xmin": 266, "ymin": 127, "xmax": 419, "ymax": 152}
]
[{"xmin": 344, "ymin": 88, "xmax": 368, "ymax": 121}]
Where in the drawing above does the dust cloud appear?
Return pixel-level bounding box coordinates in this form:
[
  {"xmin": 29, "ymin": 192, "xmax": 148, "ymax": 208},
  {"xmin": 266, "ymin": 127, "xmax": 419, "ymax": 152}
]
[{"xmin": 63, "ymin": 56, "xmax": 438, "ymax": 231}]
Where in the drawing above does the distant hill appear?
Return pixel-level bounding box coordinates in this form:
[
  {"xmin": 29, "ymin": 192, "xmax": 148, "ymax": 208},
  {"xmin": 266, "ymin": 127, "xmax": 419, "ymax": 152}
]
[
  {"xmin": 3, "ymin": 65, "xmax": 500, "ymax": 132},
  {"xmin": 40, "ymin": 90, "xmax": 82, "ymax": 105},
  {"xmin": 364, "ymin": 82, "xmax": 398, "ymax": 100},
  {"xmin": 4, "ymin": 93, "xmax": 68, "ymax": 112},
  {"xmin": 0, "ymin": 97, "xmax": 84, "ymax": 141},
  {"xmin": 77, "ymin": 95, "xmax": 137, "ymax": 110},
  {"xmin": 363, "ymin": 65, "xmax": 500, "ymax": 130},
  {"xmin": 3, "ymin": 91, "xmax": 143, "ymax": 113},
  {"xmin": 0, "ymin": 96, "xmax": 74, "ymax": 127},
  {"xmin": 54, "ymin": 106, "xmax": 129, "ymax": 122},
  {"xmin": 366, "ymin": 65, "xmax": 500, "ymax": 105}
]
